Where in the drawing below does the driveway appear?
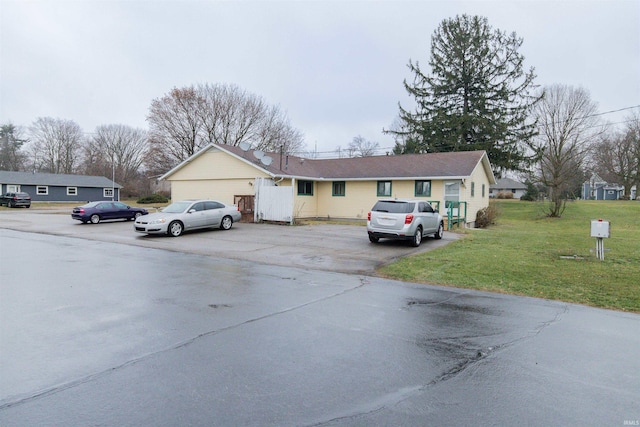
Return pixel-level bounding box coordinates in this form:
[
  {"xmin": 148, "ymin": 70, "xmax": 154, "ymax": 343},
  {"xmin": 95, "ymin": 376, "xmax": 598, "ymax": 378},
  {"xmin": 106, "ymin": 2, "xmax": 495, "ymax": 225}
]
[{"xmin": 0, "ymin": 208, "xmax": 460, "ymax": 274}]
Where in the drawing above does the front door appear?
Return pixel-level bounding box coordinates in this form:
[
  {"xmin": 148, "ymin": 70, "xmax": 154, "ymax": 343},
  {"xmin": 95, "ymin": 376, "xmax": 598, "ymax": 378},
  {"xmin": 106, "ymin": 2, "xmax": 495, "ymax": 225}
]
[{"xmin": 234, "ymin": 195, "xmax": 254, "ymax": 223}]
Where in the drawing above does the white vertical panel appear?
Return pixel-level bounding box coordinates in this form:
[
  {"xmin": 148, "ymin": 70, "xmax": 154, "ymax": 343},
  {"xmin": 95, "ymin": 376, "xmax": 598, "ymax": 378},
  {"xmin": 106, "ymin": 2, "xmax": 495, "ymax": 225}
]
[{"xmin": 255, "ymin": 178, "xmax": 293, "ymax": 222}]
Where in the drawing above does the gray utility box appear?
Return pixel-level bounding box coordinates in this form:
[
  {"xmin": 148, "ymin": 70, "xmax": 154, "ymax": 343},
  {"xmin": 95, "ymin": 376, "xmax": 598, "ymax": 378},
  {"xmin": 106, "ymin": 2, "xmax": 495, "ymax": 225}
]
[{"xmin": 591, "ymin": 220, "xmax": 610, "ymax": 238}]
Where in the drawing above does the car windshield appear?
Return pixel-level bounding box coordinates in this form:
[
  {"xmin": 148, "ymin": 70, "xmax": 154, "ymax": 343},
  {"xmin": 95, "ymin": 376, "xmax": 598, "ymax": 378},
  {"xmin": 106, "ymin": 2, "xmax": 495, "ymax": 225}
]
[
  {"xmin": 372, "ymin": 201, "xmax": 414, "ymax": 214},
  {"xmin": 162, "ymin": 201, "xmax": 193, "ymax": 213}
]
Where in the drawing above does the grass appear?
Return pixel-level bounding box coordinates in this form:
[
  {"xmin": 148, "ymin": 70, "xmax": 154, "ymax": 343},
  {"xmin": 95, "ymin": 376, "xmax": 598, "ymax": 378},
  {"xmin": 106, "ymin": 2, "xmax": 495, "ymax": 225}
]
[{"xmin": 378, "ymin": 200, "xmax": 640, "ymax": 313}]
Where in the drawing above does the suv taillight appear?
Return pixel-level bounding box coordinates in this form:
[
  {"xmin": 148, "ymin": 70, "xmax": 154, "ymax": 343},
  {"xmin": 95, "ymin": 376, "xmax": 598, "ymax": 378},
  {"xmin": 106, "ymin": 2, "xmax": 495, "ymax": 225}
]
[
  {"xmin": 405, "ymin": 214, "xmax": 414, "ymax": 224},
  {"xmin": 367, "ymin": 212, "xmax": 371, "ymax": 221}
]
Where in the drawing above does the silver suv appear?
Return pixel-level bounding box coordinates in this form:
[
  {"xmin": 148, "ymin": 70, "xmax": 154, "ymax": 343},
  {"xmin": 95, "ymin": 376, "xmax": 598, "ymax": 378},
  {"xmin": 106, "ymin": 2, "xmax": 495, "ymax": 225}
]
[{"xmin": 367, "ymin": 199, "xmax": 444, "ymax": 247}]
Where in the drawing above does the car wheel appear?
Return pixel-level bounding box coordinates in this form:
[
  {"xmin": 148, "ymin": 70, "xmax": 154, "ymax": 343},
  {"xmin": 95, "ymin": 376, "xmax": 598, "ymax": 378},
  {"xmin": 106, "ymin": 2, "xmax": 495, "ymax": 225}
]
[
  {"xmin": 133, "ymin": 212, "xmax": 143, "ymax": 220},
  {"xmin": 434, "ymin": 222, "xmax": 444, "ymax": 240},
  {"xmin": 220, "ymin": 215, "xmax": 233, "ymax": 230},
  {"xmin": 90, "ymin": 214, "xmax": 100, "ymax": 224},
  {"xmin": 368, "ymin": 234, "xmax": 379, "ymax": 243},
  {"xmin": 168, "ymin": 221, "xmax": 183, "ymax": 237},
  {"xmin": 411, "ymin": 226, "xmax": 423, "ymax": 247},
  {"xmin": 26, "ymin": 205, "xmax": 31, "ymax": 209}
]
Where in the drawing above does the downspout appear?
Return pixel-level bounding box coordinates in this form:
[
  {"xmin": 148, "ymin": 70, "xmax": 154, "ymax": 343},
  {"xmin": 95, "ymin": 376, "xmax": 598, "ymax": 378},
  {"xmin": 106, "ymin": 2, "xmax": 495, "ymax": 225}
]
[{"xmin": 291, "ymin": 177, "xmax": 295, "ymax": 225}]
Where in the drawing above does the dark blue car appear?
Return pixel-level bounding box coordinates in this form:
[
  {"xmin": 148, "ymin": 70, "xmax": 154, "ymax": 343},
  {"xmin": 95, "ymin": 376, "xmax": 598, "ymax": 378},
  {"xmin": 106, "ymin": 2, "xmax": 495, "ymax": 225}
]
[{"xmin": 72, "ymin": 201, "xmax": 148, "ymax": 224}]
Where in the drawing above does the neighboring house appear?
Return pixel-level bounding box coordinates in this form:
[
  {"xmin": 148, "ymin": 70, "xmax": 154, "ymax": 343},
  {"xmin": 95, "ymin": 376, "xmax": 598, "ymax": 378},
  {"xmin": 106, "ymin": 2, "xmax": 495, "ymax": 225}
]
[
  {"xmin": 489, "ymin": 178, "xmax": 527, "ymax": 199},
  {"xmin": 0, "ymin": 171, "xmax": 122, "ymax": 202},
  {"xmin": 161, "ymin": 143, "xmax": 496, "ymax": 227},
  {"xmin": 582, "ymin": 174, "xmax": 636, "ymax": 200}
]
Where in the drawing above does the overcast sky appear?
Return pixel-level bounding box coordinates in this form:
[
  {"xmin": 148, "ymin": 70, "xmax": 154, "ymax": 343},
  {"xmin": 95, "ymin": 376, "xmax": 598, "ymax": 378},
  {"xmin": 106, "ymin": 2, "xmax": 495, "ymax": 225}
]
[{"xmin": 1, "ymin": 0, "xmax": 639, "ymax": 156}]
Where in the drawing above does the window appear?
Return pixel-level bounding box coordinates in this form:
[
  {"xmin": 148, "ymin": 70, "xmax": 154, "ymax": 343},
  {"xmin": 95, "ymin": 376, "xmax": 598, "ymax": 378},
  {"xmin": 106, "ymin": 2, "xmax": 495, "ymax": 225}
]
[
  {"xmin": 471, "ymin": 182, "xmax": 475, "ymax": 197},
  {"xmin": 377, "ymin": 181, "xmax": 392, "ymax": 197},
  {"xmin": 67, "ymin": 187, "xmax": 77, "ymax": 196},
  {"xmin": 191, "ymin": 202, "xmax": 205, "ymax": 211},
  {"xmin": 372, "ymin": 200, "xmax": 413, "ymax": 213},
  {"xmin": 205, "ymin": 201, "xmax": 224, "ymax": 210},
  {"xmin": 297, "ymin": 180, "xmax": 314, "ymax": 196},
  {"xmin": 444, "ymin": 181, "xmax": 460, "ymax": 209},
  {"xmin": 36, "ymin": 186, "xmax": 48, "ymax": 195},
  {"xmin": 482, "ymin": 184, "xmax": 486, "ymax": 197},
  {"xmin": 104, "ymin": 188, "xmax": 114, "ymax": 198},
  {"xmin": 332, "ymin": 181, "xmax": 345, "ymax": 197},
  {"xmin": 418, "ymin": 202, "xmax": 434, "ymax": 213},
  {"xmin": 415, "ymin": 180, "xmax": 431, "ymax": 197}
]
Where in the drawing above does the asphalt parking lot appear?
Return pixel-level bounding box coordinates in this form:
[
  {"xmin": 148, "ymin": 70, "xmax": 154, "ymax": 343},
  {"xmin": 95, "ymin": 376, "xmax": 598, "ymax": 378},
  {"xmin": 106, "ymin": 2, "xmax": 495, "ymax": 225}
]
[{"xmin": 0, "ymin": 208, "xmax": 460, "ymax": 274}]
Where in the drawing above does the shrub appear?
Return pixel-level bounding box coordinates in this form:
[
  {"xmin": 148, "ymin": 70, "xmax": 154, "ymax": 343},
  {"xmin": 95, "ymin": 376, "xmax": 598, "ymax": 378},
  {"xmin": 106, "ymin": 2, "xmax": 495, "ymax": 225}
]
[
  {"xmin": 496, "ymin": 192, "xmax": 514, "ymax": 199},
  {"xmin": 475, "ymin": 204, "xmax": 500, "ymax": 228},
  {"xmin": 137, "ymin": 193, "xmax": 169, "ymax": 204}
]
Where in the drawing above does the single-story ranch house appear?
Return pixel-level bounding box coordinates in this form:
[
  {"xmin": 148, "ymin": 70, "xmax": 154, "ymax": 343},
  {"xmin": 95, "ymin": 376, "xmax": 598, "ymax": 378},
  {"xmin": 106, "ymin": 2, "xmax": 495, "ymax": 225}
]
[
  {"xmin": 0, "ymin": 171, "xmax": 122, "ymax": 202},
  {"xmin": 161, "ymin": 143, "xmax": 496, "ymax": 227},
  {"xmin": 490, "ymin": 178, "xmax": 527, "ymax": 199}
]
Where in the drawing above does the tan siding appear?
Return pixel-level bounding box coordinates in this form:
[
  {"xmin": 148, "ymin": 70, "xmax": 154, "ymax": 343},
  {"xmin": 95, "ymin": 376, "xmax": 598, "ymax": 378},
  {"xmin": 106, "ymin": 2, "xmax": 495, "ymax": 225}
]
[
  {"xmin": 293, "ymin": 179, "xmax": 318, "ymax": 218},
  {"xmin": 170, "ymin": 149, "xmax": 270, "ymax": 181},
  {"xmin": 316, "ymin": 181, "xmax": 376, "ymax": 219},
  {"xmin": 462, "ymin": 163, "xmax": 491, "ymax": 226},
  {"xmin": 166, "ymin": 148, "xmax": 269, "ymax": 205},
  {"xmin": 169, "ymin": 179, "xmax": 255, "ymax": 206},
  {"xmin": 314, "ymin": 180, "xmax": 448, "ymax": 219}
]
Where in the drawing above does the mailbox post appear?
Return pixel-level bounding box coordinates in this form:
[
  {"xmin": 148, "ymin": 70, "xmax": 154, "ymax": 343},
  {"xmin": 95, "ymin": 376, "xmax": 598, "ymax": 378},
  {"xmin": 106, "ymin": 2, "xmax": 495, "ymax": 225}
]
[{"xmin": 590, "ymin": 219, "xmax": 610, "ymax": 260}]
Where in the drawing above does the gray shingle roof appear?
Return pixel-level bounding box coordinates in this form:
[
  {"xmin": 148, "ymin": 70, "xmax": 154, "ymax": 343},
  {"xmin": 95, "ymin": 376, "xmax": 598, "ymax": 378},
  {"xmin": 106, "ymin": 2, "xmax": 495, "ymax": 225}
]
[
  {"xmin": 208, "ymin": 144, "xmax": 493, "ymax": 181},
  {"xmin": 490, "ymin": 178, "xmax": 526, "ymax": 190},
  {"xmin": 0, "ymin": 171, "xmax": 121, "ymax": 188}
]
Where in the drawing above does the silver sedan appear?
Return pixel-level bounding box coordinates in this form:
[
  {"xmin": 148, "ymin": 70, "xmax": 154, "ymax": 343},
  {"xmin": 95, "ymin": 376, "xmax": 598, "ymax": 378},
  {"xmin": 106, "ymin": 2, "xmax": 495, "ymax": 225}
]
[{"xmin": 134, "ymin": 199, "xmax": 241, "ymax": 237}]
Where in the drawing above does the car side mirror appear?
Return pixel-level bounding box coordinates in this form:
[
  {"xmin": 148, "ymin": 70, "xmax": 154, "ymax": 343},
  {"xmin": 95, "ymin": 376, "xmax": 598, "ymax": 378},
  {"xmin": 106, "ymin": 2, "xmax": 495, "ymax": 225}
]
[
  {"xmin": 434, "ymin": 209, "xmax": 439, "ymax": 213},
  {"xmin": 188, "ymin": 209, "xmax": 196, "ymax": 214}
]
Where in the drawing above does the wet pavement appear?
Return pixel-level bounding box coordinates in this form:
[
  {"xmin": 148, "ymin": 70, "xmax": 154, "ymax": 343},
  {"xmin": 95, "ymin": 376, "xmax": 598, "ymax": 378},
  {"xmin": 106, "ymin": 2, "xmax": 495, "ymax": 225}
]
[
  {"xmin": 1, "ymin": 228, "xmax": 639, "ymax": 426},
  {"xmin": 0, "ymin": 209, "xmax": 459, "ymax": 274},
  {"xmin": 1, "ymin": 212, "xmax": 639, "ymax": 426}
]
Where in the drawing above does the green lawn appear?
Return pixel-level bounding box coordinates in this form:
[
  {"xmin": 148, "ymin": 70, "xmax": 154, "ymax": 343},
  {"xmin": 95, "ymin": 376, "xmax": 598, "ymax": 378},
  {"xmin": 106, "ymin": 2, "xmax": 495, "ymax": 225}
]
[{"xmin": 378, "ymin": 200, "xmax": 640, "ymax": 313}]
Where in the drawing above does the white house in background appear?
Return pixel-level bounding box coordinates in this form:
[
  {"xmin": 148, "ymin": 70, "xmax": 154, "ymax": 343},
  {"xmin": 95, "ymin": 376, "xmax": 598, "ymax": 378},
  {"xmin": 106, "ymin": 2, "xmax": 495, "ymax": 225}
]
[{"xmin": 489, "ymin": 178, "xmax": 526, "ymax": 199}]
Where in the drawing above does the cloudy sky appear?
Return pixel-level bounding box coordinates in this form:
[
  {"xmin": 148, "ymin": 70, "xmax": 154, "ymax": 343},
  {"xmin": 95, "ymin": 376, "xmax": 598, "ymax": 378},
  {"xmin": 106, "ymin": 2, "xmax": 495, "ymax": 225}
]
[{"xmin": 1, "ymin": 0, "xmax": 639, "ymax": 156}]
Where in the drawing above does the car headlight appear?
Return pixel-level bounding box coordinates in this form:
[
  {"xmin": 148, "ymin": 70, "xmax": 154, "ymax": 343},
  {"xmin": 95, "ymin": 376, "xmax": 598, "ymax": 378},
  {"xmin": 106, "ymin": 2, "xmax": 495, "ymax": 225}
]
[{"xmin": 148, "ymin": 218, "xmax": 167, "ymax": 225}]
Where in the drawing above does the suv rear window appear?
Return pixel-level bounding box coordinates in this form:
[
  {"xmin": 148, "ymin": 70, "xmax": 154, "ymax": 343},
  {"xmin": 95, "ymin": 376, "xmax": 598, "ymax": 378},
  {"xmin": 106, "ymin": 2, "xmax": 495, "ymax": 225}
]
[{"xmin": 372, "ymin": 201, "xmax": 414, "ymax": 214}]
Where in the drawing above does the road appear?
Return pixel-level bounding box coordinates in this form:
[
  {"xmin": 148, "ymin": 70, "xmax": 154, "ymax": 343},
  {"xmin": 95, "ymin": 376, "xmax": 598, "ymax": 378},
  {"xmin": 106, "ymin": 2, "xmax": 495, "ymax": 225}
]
[{"xmin": 0, "ymin": 211, "xmax": 639, "ymax": 426}]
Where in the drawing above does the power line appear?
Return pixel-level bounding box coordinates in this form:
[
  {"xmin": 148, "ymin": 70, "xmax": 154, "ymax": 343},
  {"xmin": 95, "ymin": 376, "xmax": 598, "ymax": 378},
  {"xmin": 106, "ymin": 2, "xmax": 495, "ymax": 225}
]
[{"xmin": 586, "ymin": 105, "xmax": 640, "ymax": 118}]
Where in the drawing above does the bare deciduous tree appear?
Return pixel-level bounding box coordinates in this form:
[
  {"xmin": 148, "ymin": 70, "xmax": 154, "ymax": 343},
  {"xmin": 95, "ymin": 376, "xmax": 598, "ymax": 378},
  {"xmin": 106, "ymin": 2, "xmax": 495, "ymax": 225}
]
[
  {"xmin": 593, "ymin": 112, "xmax": 640, "ymax": 198},
  {"xmin": 81, "ymin": 124, "xmax": 148, "ymax": 196},
  {"xmin": 28, "ymin": 117, "xmax": 84, "ymax": 174},
  {"xmin": 147, "ymin": 87, "xmax": 204, "ymax": 173},
  {"xmin": 347, "ymin": 135, "xmax": 379, "ymax": 157},
  {"xmin": 530, "ymin": 85, "xmax": 604, "ymax": 217},
  {"xmin": 146, "ymin": 83, "xmax": 304, "ymax": 171}
]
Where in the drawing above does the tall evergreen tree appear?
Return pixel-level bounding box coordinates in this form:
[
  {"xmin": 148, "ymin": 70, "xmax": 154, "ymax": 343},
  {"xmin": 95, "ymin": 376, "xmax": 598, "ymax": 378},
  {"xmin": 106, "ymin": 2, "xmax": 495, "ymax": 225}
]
[{"xmin": 387, "ymin": 14, "xmax": 540, "ymax": 174}]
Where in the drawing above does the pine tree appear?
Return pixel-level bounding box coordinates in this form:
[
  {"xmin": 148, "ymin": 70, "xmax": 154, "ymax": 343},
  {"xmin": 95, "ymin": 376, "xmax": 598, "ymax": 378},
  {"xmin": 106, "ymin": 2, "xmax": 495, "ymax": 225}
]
[{"xmin": 388, "ymin": 15, "xmax": 540, "ymax": 174}]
